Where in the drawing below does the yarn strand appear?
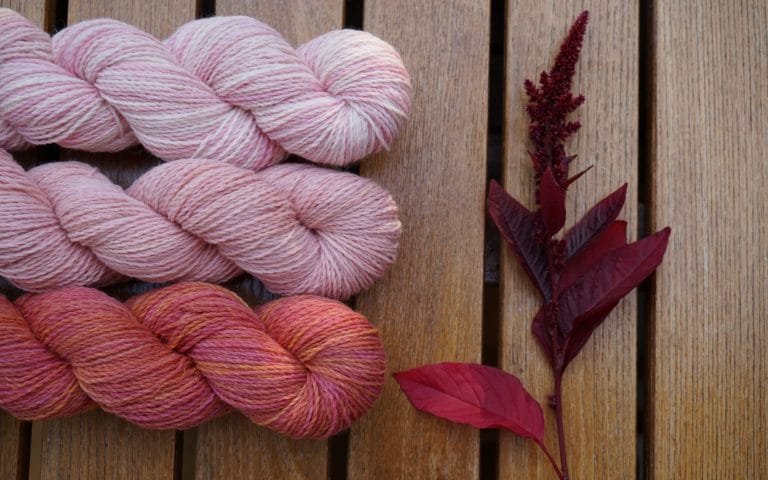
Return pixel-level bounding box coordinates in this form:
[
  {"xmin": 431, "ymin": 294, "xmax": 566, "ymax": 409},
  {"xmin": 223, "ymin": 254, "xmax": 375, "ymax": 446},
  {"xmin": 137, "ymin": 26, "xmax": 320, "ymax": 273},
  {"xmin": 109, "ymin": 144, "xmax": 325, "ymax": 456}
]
[
  {"xmin": 0, "ymin": 149, "xmax": 401, "ymax": 298},
  {"xmin": 0, "ymin": 282, "xmax": 386, "ymax": 438},
  {"xmin": 0, "ymin": 9, "xmax": 411, "ymax": 170}
]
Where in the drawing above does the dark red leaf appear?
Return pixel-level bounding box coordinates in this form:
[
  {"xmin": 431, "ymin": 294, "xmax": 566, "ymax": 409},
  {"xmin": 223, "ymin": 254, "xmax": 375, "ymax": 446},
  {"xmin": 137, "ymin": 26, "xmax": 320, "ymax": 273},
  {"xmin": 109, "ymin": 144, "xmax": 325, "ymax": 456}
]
[
  {"xmin": 558, "ymin": 220, "xmax": 627, "ymax": 293},
  {"xmin": 488, "ymin": 181, "xmax": 551, "ymax": 299},
  {"xmin": 564, "ymin": 165, "xmax": 593, "ymax": 188},
  {"xmin": 557, "ymin": 227, "xmax": 671, "ymax": 334},
  {"xmin": 531, "ymin": 306, "xmax": 555, "ymax": 362},
  {"xmin": 564, "ymin": 183, "xmax": 628, "ymax": 258},
  {"xmin": 561, "ymin": 303, "xmax": 616, "ymax": 368},
  {"xmin": 394, "ymin": 362, "xmax": 544, "ymax": 442},
  {"xmin": 539, "ymin": 168, "xmax": 566, "ymax": 236}
]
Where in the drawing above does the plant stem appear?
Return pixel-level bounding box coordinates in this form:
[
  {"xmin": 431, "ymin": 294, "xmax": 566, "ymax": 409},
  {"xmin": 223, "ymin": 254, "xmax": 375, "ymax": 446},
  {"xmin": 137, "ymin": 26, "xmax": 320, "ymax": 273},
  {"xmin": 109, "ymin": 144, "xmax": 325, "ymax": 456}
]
[
  {"xmin": 554, "ymin": 372, "xmax": 570, "ymax": 480},
  {"xmin": 543, "ymin": 232, "xmax": 570, "ymax": 479},
  {"xmin": 535, "ymin": 440, "xmax": 564, "ymax": 480}
]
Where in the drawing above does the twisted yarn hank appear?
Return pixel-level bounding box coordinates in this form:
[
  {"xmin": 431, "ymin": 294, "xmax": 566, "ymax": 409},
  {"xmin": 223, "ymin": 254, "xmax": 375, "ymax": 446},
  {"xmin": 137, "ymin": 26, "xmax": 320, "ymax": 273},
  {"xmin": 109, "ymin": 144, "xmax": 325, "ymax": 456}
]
[
  {"xmin": 0, "ymin": 149, "xmax": 400, "ymax": 298},
  {"xmin": 0, "ymin": 9, "xmax": 411, "ymax": 170},
  {"xmin": 0, "ymin": 282, "xmax": 385, "ymax": 438}
]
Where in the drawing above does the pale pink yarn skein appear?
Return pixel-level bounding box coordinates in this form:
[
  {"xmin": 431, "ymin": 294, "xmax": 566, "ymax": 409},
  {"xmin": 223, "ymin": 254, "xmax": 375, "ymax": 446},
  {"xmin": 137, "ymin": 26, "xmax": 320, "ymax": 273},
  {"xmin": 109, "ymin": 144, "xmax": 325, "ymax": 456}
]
[
  {"xmin": 0, "ymin": 149, "xmax": 401, "ymax": 298},
  {"xmin": 0, "ymin": 9, "xmax": 411, "ymax": 169}
]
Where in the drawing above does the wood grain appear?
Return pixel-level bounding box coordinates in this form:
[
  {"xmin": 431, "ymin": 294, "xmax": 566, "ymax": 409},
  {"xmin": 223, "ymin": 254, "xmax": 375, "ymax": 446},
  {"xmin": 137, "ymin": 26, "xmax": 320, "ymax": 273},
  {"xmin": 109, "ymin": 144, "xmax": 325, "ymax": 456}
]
[
  {"xmin": 349, "ymin": 1, "xmax": 489, "ymax": 478},
  {"xmin": 0, "ymin": 4, "xmax": 49, "ymax": 479},
  {"xmin": 0, "ymin": 415, "xmax": 29, "ymax": 480},
  {"xmin": 191, "ymin": 1, "xmax": 344, "ymax": 479},
  {"xmin": 68, "ymin": 0, "xmax": 195, "ymax": 38},
  {"xmin": 37, "ymin": 411, "xmax": 177, "ymax": 480},
  {"xmin": 501, "ymin": 2, "xmax": 638, "ymax": 478},
  {"xmin": 648, "ymin": 1, "xmax": 768, "ymax": 478},
  {"xmin": 0, "ymin": 0, "xmax": 47, "ymax": 26},
  {"xmin": 28, "ymin": 3, "xmax": 196, "ymax": 480},
  {"xmin": 217, "ymin": 0, "xmax": 343, "ymax": 45}
]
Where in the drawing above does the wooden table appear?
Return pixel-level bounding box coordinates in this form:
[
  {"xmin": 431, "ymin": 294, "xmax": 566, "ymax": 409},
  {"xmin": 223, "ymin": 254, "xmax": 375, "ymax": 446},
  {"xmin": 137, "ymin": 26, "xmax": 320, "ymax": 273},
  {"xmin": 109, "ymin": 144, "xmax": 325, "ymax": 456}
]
[{"xmin": 0, "ymin": 1, "xmax": 765, "ymax": 478}]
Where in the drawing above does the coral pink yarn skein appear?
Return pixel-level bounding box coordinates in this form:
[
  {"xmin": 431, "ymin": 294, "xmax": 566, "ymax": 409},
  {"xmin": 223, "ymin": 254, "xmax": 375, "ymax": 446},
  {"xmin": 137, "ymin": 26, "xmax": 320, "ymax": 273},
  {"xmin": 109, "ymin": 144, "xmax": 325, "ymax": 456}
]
[
  {"xmin": 0, "ymin": 9, "xmax": 411, "ymax": 170},
  {"xmin": 0, "ymin": 282, "xmax": 386, "ymax": 438},
  {"xmin": 0, "ymin": 149, "xmax": 400, "ymax": 298}
]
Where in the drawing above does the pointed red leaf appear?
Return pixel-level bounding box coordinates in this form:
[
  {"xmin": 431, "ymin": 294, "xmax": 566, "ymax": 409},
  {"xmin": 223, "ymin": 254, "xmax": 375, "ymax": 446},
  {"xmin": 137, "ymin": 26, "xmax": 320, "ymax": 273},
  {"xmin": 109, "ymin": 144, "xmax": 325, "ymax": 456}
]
[
  {"xmin": 488, "ymin": 181, "xmax": 551, "ymax": 299},
  {"xmin": 557, "ymin": 227, "xmax": 671, "ymax": 334},
  {"xmin": 564, "ymin": 165, "xmax": 593, "ymax": 188},
  {"xmin": 394, "ymin": 362, "xmax": 544, "ymax": 442},
  {"xmin": 561, "ymin": 303, "xmax": 616, "ymax": 369},
  {"xmin": 564, "ymin": 183, "xmax": 628, "ymax": 258},
  {"xmin": 539, "ymin": 168, "xmax": 566, "ymax": 236},
  {"xmin": 531, "ymin": 306, "xmax": 555, "ymax": 362},
  {"xmin": 558, "ymin": 220, "xmax": 627, "ymax": 292}
]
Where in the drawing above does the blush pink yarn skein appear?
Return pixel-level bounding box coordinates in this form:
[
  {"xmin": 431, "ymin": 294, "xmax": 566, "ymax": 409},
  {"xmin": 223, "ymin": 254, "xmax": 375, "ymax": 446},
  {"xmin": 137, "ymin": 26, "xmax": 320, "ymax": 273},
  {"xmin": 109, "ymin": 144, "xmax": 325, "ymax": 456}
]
[
  {"xmin": 0, "ymin": 282, "xmax": 386, "ymax": 438},
  {"xmin": 0, "ymin": 9, "xmax": 411, "ymax": 170},
  {"xmin": 0, "ymin": 149, "xmax": 400, "ymax": 298}
]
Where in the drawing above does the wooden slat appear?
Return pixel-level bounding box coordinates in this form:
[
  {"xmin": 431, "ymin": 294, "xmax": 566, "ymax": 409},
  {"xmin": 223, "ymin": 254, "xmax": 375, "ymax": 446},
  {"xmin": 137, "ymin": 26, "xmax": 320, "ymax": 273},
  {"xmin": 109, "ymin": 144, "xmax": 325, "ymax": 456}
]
[
  {"xmin": 193, "ymin": 2, "xmax": 343, "ymax": 478},
  {"xmin": 0, "ymin": 0, "xmax": 47, "ymax": 25},
  {"xmin": 30, "ymin": 3, "xmax": 196, "ymax": 479},
  {"xmin": 38, "ymin": 411, "xmax": 177, "ymax": 480},
  {"xmin": 217, "ymin": 0, "xmax": 343, "ymax": 44},
  {"xmin": 349, "ymin": 1, "xmax": 488, "ymax": 478},
  {"xmin": 648, "ymin": 1, "xmax": 768, "ymax": 477},
  {"xmin": 68, "ymin": 0, "xmax": 195, "ymax": 38},
  {"xmin": 0, "ymin": 415, "xmax": 28, "ymax": 480},
  {"xmin": 0, "ymin": 4, "xmax": 50, "ymax": 479},
  {"xmin": 501, "ymin": 3, "xmax": 638, "ymax": 478}
]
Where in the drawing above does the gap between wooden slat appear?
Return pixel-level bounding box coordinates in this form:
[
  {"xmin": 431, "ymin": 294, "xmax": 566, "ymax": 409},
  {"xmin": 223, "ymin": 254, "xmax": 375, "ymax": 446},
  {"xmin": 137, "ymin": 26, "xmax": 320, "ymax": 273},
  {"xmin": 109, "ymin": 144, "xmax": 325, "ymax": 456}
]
[
  {"xmin": 480, "ymin": 0, "xmax": 507, "ymax": 479},
  {"xmin": 197, "ymin": 0, "xmax": 213, "ymax": 17},
  {"xmin": 636, "ymin": 1, "xmax": 655, "ymax": 478}
]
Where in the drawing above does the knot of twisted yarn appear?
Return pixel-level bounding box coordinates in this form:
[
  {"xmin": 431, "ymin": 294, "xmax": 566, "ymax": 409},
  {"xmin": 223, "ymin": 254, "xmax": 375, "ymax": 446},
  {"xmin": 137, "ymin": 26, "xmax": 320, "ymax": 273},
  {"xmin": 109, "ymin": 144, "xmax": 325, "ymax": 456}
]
[
  {"xmin": 0, "ymin": 149, "xmax": 400, "ymax": 298},
  {"xmin": 0, "ymin": 282, "xmax": 386, "ymax": 438},
  {"xmin": 0, "ymin": 9, "xmax": 411, "ymax": 169}
]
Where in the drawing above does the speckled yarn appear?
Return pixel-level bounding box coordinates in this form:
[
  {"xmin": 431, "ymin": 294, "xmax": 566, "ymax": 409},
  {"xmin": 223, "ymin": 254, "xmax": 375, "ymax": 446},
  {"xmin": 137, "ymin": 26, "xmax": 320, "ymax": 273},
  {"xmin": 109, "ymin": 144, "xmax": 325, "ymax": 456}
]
[
  {"xmin": 0, "ymin": 282, "xmax": 386, "ymax": 438},
  {"xmin": 0, "ymin": 149, "xmax": 400, "ymax": 298},
  {"xmin": 0, "ymin": 9, "xmax": 411, "ymax": 170}
]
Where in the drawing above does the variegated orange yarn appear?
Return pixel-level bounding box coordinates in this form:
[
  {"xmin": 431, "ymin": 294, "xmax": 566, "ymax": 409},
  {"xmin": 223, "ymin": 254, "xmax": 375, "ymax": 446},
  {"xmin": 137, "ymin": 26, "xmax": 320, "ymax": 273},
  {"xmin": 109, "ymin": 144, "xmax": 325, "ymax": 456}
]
[{"xmin": 0, "ymin": 282, "xmax": 386, "ymax": 439}]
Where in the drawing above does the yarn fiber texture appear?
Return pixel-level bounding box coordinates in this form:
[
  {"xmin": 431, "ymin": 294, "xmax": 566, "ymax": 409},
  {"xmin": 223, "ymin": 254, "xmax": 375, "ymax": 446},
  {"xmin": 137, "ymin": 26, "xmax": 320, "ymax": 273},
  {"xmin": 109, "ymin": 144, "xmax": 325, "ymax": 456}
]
[
  {"xmin": 0, "ymin": 149, "xmax": 401, "ymax": 298},
  {"xmin": 0, "ymin": 282, "xmax": 386, "ymax": 438},
  {"xmin": 0, "ymin": 8, "xmax": 411, "ymax": 170}
]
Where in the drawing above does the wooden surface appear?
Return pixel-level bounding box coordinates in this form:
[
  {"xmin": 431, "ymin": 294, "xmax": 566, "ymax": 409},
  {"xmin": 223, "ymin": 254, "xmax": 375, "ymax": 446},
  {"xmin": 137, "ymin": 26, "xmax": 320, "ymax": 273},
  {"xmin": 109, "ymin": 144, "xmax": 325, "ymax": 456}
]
[
  {"xmin": 0, "ymin": 0, "xmax": 766, "ymax": 479},
  {"xmin": 501, "ymin": 2, "xmax": 639, "ymax": 478},
  {"xmin": 351, "ymin": 1, "xmax": 488, "ymax": 479},
  {"xmin": 648, "ymin": 1, "xmax": 768, "ymax": 478},
  {"xmin": 217, "ymin": 0, "xmax": 343, "ymax": 44}
]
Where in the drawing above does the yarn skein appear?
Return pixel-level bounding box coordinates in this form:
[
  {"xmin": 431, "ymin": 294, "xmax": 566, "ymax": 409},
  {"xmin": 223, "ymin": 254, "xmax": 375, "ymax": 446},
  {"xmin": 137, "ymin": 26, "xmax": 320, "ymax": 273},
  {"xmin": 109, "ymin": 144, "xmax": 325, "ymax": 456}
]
[
  {"xmin": 0, "ymin": 282, "xmax": 386, "ymax": 438},
  {"xmin": 0, "ymin": 149, "xmax": 400, "ymax": 298},
  {"xmin": 0, "ymin": 9, "xmax": 411, "ymax": 170}
]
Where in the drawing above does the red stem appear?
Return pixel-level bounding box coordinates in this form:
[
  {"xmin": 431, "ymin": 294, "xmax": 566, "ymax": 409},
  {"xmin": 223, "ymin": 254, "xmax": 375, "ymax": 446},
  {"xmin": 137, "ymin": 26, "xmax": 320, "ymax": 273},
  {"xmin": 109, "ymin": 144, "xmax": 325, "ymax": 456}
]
[
  {"xmin": 535, "ymin": 440, "xmax": 564, "ymax": 480},
  {"xmin": 544, "ymin": 230, "xmax": 570, "ymax": 479},
  {"xmin": 554, "ymin": 372, "xmax": 570, "ymax": 480}
]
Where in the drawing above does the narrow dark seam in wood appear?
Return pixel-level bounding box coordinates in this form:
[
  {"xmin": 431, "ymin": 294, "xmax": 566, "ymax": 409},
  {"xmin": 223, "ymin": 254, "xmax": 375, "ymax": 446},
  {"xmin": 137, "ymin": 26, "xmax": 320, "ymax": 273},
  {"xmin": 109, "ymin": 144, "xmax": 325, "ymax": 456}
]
[
  {"xmin": 180, "ymin": 428, "xmax": 197, "ymax": 480},
  {"xmin": 480, "ymin": 0, "xmax": 506, "ymax": 479},
  {"xmin": 45, "ymin": 0, "xmax": 67, "ymax": 32},
  {"xmin": 15, "ymin": 422, "xmax": 31, "ymax": 480},
  {"xmin": 197, "ymin": 0, "xmax": 215, "ymax": 18},
  {"xmin": 172, "ymin": 430, "xmax": 184, "ymax": 480},
  {"xmin": 343, "ymin": 0, "xmax": 363, "ymax": 30},
  {"xmin": 636, "ymin": 1, "xmax": 656, "ymax": 479}
]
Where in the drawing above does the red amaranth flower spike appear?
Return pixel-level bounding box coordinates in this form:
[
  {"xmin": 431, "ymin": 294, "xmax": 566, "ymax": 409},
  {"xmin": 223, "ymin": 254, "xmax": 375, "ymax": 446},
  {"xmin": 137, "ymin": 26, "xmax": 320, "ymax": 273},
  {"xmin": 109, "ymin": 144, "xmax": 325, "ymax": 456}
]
[
  {"xmin": 396, "ymin": 11, "xmax": 671, "ymax": 480},
  {"xmin": 525, "ymin": 10, "xmax": 589, "ymax": 191}
]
